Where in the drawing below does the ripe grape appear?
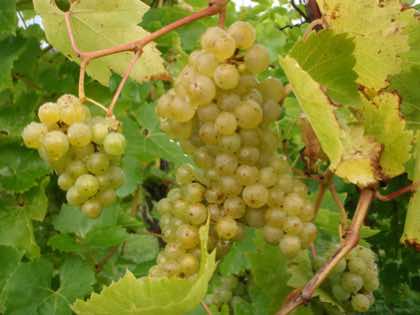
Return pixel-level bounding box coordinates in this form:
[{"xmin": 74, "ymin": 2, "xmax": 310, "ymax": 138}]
[
  {"xmin": 75, "ymin": 174, "xmax": 99, "ymax": 198},
  {"xmin": 216, "ymin": 217, "xmax": 239, "ymax": 240},
  {"xmin": 81, "ymin": 198, "xmax": 102, "ymax": 219},
  {"xmin": 42, "ymin": 130, "xmax": 69, "ymax": 160},
  {"xmin": 38, "ymin": 102, "xmax": 60, "ymax": 126},
  {"xmin": 279, "ymin": 235, "xmax": 301, "ymax": 257},
  {"xmin": 234, "ymin": 100, "xmax": 263, "ymax": 129},
  {"xmin": 67, "ymin": 122, "xmax": 92, "ymax": 147},
  {"xmin": 213, "ymin": 64, "xmax": 239, "ymax": 90},
  {"xmin": 22, "ymin": 122, "xmax": 47, "ymax": 149},
  {"xmin": 351, "ymin": 294, "xmax": 371, "ymax": 312},
  {"xmin": 57, "ymin": 172, "xmax": 74, "ymax": 191},
  {"xmin": 103, "ymin": 132, "xmax": 126, "ymax": 156},
  {"xmin": 214, "ymin": 112, "xmax": 238, "ymax": 136},
  {"xmin": 242, "ymin": 184, "xmax": 268, "ymax": 208},
  {"xmin": 227, "ymin": 21, "xmax": 256, "ymax": 49},
  {"xmin": 244, "ymin": 44, "xmax": 270, "ymax": 74}
]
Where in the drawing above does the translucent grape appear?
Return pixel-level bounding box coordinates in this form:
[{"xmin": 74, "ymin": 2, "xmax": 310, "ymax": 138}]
[
  {"xmin": 42, "ymin": 130, "xmax": 69, "ymax": 160},
  {"xmin": 341, "ymin": 272, "xmax": 364, "ymax": 293},
  {"xmin": 195, "ymin": 50, "xmax": 218, "ymax": 76},
  {"xmin": 259, "ymin": 77, "xmax": 285, "ymax": 102},
  {"xmin": 264, "ymin": 208, "xmax": 287, "ymax": 228},
  {"xmin": 58, "ymin": 172, "xmax": 74, "ymax": 191},
  {"xmin": 38, "ymin": 102, "xmax": 60, "ymax": 126},
  {"xmin": 197, "ymin": 103, "xmax": 220, "ymax": 121},
  {"xmin": 176, "ymin": 224, "xmax": 199, "ymax": 249},
  {"xmin": 179, "ymin": 253, "xmax": 199, "ymax": 276},
  {"xmin": 22, "ymin": 122, "xmax": 48, "ymax": 149},
  {"xmin": 234, "ymin": 100, "xmax": 263, "ymax": 129},
  {"xmin": 213, "ymin": 64, "xmax": 240, "ymax": 90},
  {"xmin": 235, "ymin": 164, "xmax": 259, "ymax": 186},
  {"xmin": 217, "ymin": 93, "xmax": 240, "ymax": 111},
  {"xmin": 245, "ymin": 208, "xmax": 265, "ymax": 227},
  {"xmin": 66, "ymin": 160, "xmax": 87, "ymax": 178},
  {"xmin": 242, "ymin": 184, "xmax": 268, "ymax": 208},
  {"xmin": 218, "ymin": 133, "xmax": 241, "ymax": 153},
  {"xmin": 81, "ymin": 198, "xmax": 102, "ymax": 219},
  {"xmin": 103, "ymin": 132, "xmax": 126, "ymax": 156},
  {"xmin": 75, "ymin": 174, "xmax": 99, "ymax": 198},
  {"xmin": 67, "ymin": 122, "xmax": 92, "ymax": 147},
  {"xmin": 351, "ymin": 294, "xmax": 371, "ymax": 312},
  {"xmin": 227, "ymin": 21, "xmax": 256, "ymax": 49},
  {"xmin": 187, "ymin": 74, "xmax": 216, "ymax": 106},
  {"xmin": 199, "ymin": 122, "xmax": 219, "ymax": 145},
  {"xmin": 279, "ymin": 235, "xmax": 301, "ymax": 257},
  {"xmin": 91, "ymin": 120, "xmax": 109, "ymax": 144},
  {"xmin": 263, "ymin": 225, "xmax": 283, "ymax": 244},
  {"xmin": 176, "ymin": 164, "xmax": 195, "ymax": 185},
  {"xmin": 244, "ymin": 44, "xmax": 270, "ymax": 74},
  {"xmin": 97, "ymin": 189, "xmax": 117, "ymax": 207},
  {"xmin": 223, "ymin": 196, "xmax": 246, "ymax": 219},
  {"xmin": 187, "ymin": 203, "xmax": 208, "ymax": 225},
  {"xmin": 216, "ymin": 217, "xmax": 239, "ymax": 240},
  {"xmin": 66, "ymin": 186, "xmax": 85, "ymax": 206},
  {"xmin": 214, "ymin": 111, "xmax": 237, "ymax": 136},
  {"xmin": 215, "ymin": 153, "xmax": 238, "ymax": 175}
]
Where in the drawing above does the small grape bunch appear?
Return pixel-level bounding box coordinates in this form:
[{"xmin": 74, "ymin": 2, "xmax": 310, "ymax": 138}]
[
  {"xmin": 204, "ymin": 274, "xmax": 240, "ymax": 310},
  {"xmin": 320, "ymin": 245, "xmax": 379, "ymax": 312},
  {"xmin": 22, "ymin": 94, "xmax": 126, "ymax": 218}
]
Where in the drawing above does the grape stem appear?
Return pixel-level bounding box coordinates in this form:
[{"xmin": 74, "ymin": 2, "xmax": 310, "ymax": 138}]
[
  {"xmin": 201, "ymin": 302, "xmax": 213, "ymax": 315},
  {"xmin": 328, "ymin": 182, "xmax": 348, "ymax": 239},
  {"xmin": 63, "ymin": 0, "xmax": 227, "ymax": 114},
  {"xmin": 375, "ymin": 181, "xmax": 419, "ymax": 202},
  {"xmin": 276, "ymin": 188, "xmax": 375, "ymax": 315}
]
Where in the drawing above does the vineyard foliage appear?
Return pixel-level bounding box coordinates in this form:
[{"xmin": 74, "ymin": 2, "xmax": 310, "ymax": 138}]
[{"xmin": 1, "ymin": 0, "xmax": 420, "ymax": 315}]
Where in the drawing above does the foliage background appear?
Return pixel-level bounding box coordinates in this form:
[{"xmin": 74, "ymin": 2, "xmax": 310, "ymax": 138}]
[{"xmin": 0, "ymin": 0, "xmax": 420, "ymax": 314}]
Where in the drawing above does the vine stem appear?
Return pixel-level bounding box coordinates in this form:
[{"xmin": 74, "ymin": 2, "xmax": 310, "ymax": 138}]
[
  {"xmin": 375, "ymin": 181, "xmax": 419, "ymax": 202},
  {"xmin": 201, "ymin": 302, "xmax": 213, "ymax": 315},
  {"xmin": 276, "ymin": 189, "xmax": 375, "ymax": 315},
  {"xmin": 63, "ymin": 0, "xmax": 227, "ymax": 114}
]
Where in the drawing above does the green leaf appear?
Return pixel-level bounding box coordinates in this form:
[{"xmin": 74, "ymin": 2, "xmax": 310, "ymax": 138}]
[
  {"xmin": 401, "ymin": 132, "xmax": 420, "ymax": 247},
  {"xmin": 287, "ymin": 252, "xmax": 313, "ymax": 288},
  {"xmin": 72, "ymin": 220, "xmax": 216, "ymax": 315},
  {"xmin": 47, "ymin": 233, "xmax": 82, "ymax": 253},
  {"xmin": 0, "ymin": 0, "xmax": 16, "ymax": 40},
  {"xmin": 83, "ymin": 226, "xmax": 129, "ymax": 249},
  {"xmin": 33, "ymin": 0, "xmax": 167, "ymax": 86},
  {"xmin": 0, "ymin": 246, "xmax": 23, "ymax": 313},
  {"xmin": 0, "ymin": 143, "xmax": 50, "ymax": 193},
  {"xmin": 38, "ymin": 256, "xmax": 96, "ymax": 315},
  {"xmin": 2, "ymin": 258, "xmax": 53, "ymax": 315},
  {"xmin": 289, "ymin": 30, "xmax": 359, "ymax": 105},
  {"xmin": 0, "ymin": 36, "xmax": 25, "ymax": 91},
  {"xmin": 280, "ymin": 55, "xmax": 343, "ymax": 169},
  {"xmin": 318, "ymin": 0, "xmax": 410, "ymax": 90},
  {"xmin": 361, "ymin": 92, "xmax": 413, "ymax": 178},
  {"xmin": 0, "ymin": 179, "xmax": 49, "ymax": 257},
  {"xmin": 121, "ymin": 234, "xmax": 159, "ymax": 264}
]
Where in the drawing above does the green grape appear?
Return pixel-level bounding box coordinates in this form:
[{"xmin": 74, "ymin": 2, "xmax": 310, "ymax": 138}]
[
  {"xmin": 205, "ymin": 187, "xmax": 225, "ymax": 204},
  {"xmin": 300, "ymin": 222, "xmax": 317, "ymax": 246},
  {"xmin": 277, "ymin": 174, "xmax": 294, "ymax": 193},
  {"xmin": 263, "ymin": 225, "xmax": 283, "ymax": 244},
  {"xmin": 187, "ymin": 74, "xmax": 216, "ymax": 106},
  {"xmin": 67, "ymin": 122, "xmax": 92, "ymax": 147},
  {"xmin": 214, "ymin": 153, "xmax": 238, "ymax": 175},
  {"xmin": 176, "ymin": 224, "xmax": 199, "ymax": 249},
  {"xmin": 75, "ymin": 174, "xmax": 99, "ymax": 198},
  {"xmin": 227, "ymin": 21, "xmax": 256, "ymax": 49},
  {"xmin": 351, "ymin": 293, "xmax": 371, "ymax": 312},
  {"xmin": 213, "ymin": 64, "xmax": 240, "ymax": 90},
  {"xmin": 157, "ymin": 198, "xmax": 172, "ymax": 215},
  {"xmin": 86, "ymin": 152, "xmax": 110, "ymax": 175},
  {"xmin": 164, "ymin": 243, "xmax": 184, "ymax": 259},
  {"xmin": 242, "ymin": 184, "xmax": 268, "ymax": 208},
  {"xmin": 216, "ymin": 217, "xmax": 239, "ymax": 240},
  {"xmin": 179, "ymin": 253, "xmax": 199, "ymax": 277},
  {"xmin": 244, "ymin": 44, "xmax": 270, "ymax": 74},
  {"xmin": 58, "ymin": 96, "xmax": 84, "ymax": 125},
  {"xmin": 348, "ymin": 257, "xmax": 368, "ymax": 275},
  {"xmin": 156, "ymin": 91, "xmax": 174, "ymax": 118},
  {"xmin": 218, "ymin": 133, "xmax": 241, "ymax": 153},
  {"xmin": 234, "ymin": 74, "xmax": 258, "ymax": 95},
  {"xmin": 172, "ymin": 199, "xmax": 189, "ymax": 220},
  {"xmin": 91, "ymin": 120, "xmax": 109, "ymax": 144},
  {"xmin": 270, "ymin": 156, "xmax": 290, "ymax": 173},
  {"xmin": 264, "ymin": 207, "xmax": 287, "ymax": 228},
  {"xmin": 176, "ymin": 164, "xmax": 194, "ymax": 185},
  {"xmin": 217, "ymin": 93, "xmax": 241, "ymax": 111},
  {"xmin": 48, "ymin": 154, "xmax": 70, "ymax": 174},
  {"xmin": 238, "ymin": 146, "xmax": 260, "ymax": 165},
  {"xmin": 103, "ymin": 132, "xmax": 126, "ymax": 156},
  {"xmin": 201, "ymin": 26, "xmax": 236, "ymax": 61},
  {"xmin": 263, "ymin": 100, "xmax": 281, "ymax": 123},
  {"xmin": 223, "ymin": 196, "xmax": 246, "ymax": 219},
  {"xmin": 208, "ymin": 203, "xmax": 222, "ymax": 221},
  {"xmin": 299, "ymin": 202, "xmax": 315, "ymax": 222},
  {"xmin": 38, "ymin": 102, "xmax": 60, "ymax": 126},
  {"xmin": 187, "ymin": 203, "xmax": 208, "ymax": 225},
  {"xmin": 199, "ymin": 122, "xmax": 219, "ymax": 144},
  {"xmin": 235, "ymin": 164, "xmax": 259, "ymax": 186},
  {"xmin": 167, "ymin": 187, "xmax": 182, "ymax": 201},
  {"xmin": 284, "ymin": 216, "xmax": 304, "ymax": 235},
  {"xmin": 259, "ymin": 77, "xmax": 285, "ymax": 102},
  {"xmin": 66, "ymin": 160, "xmax": 87, "ymax": 178},
  {"xmin": 245, "ymin": 208, "xmax": 265, "ymax": 227},
  {"xmin": 57, "ymin": 172, "xmax": 74, "ymax": 191},
  {"xmin": 183, "ymin": 182, "xmax": 205, "ymax": 203},
  {"xmin": 197, "ymin": 103, "xmax": 220, "ymax": 121},
  {"xmin": 341, "ymin": 272, "xmax": 364, "ymax": 293},
  {"xmin": 22, "ymin": 122, "xmax": 48, "ymax": 149},
  {"xmin": 97, "ymin": 189, "xmax": 116, "ymax": 207},
  {"xmin": 214, "ymin": 111, "xmax": 238, "ymax": 136},
  {"xmin": 194, "ymin": 50, "xmax": 218, "ymax": 76},
  {"xmin": 283, "ymin": 192, "xmax": 304, "ymax": 216},
  {"xmin": 331, "ymin": 284, "xmax": 350, "ymax": 301},
  {"xmin": 267, "ymin": 186, "xmax": 285, "ymax": 207},
  {"xmin": 42, "ymin": 130, "xmax": 69, "ymax": 160},
  {"xmin": 166, "ymin": 120, "xmax": 192, "ymax": 140},
  {"xmin": 219, "ymin": 175, "xmax": 242, "ymax": 197},
  {"xmin": 170, "ymin": 95, "xmax": 196, "ymax": 122},
  {"xmin": 363, "ymin": 273, "xmax": 379, "ymax": 291},
  {"xmin": 234, "ymin": 100, "xmax": 263, "ymax": 129},
  {"xmin": 162, "ymin": 260, "xmax": 181, "ymax": 277},
  {"xmin": 279, "ymin": 235, "xmax": 301, "ymax": 257},
  {"xmin": 70, "ymin": 143, "xmax": 94, "ymax": 160},
  {"xmin": 331, "ymin": 258, "xmax": 347, "ymax": 275},
  {"xmin": 259, "ymin": 167, "xmax": 277, "ymax": 187},
  {"xmin": 244, "ymin": 88, "xmax": 263, "ymax": 104},
  {"xmin": 239, "ymin": 129, "xmax": 260, "ymax": 146},
  {"xmin": 293, "ymin": 180, "xmax": 308, "ymax": 196},
  {"xmin": 81, "ymin": 198, "xmax": 102, "ymax": 219},
  {"xmin": 66, "ymin": 186, "xmax": 85, "ymax": 206},
  {"xmin": 194, "ymin": 147, "xmax": 214, "ymax": 169}
]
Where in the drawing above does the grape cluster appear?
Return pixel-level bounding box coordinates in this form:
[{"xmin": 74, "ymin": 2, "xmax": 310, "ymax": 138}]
[
  {"xmin": 204, "ymin": 274, "xmax": 241, "ymax": 309},
  {"xmin": 22, "ymin": 94, "xmax": 126, "ymax": 218},
  {"xmin": 320, "ymin": 245, "xmax": 379, "ymax": 312},
  {"xmin": 150, "ymin": 21, "xmax": 318, "ymax": 277}
]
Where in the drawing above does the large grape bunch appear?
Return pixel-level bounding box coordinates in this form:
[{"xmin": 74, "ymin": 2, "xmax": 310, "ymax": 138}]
[
  {"xmin": 150, "ymin": 21, "xmax": 318, "ymax": 278},
  {"xmin": 22, "ymin": 94, "xmax": 126, "ymax": 218},
  {"xmin": 318, "ymin": 245, "xmax": 379, "ymax": 312}
]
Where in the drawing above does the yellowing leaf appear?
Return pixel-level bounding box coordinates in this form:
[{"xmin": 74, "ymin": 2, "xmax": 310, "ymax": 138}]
[
  {"xmin": 401, "ymin": 132, "xmax": 420, "ymax": 249},
  {"xmin": 280, "ymin": 55, "xmax": 343, "ymax": 169},
  {"xmin": 361, "ymin": 92, "xmax": 413, "ymax": 178},
  {"xmin": 335, "ymin": 127, "xmax": 381, "ymax": 187},
  {"xmin": 72, "ymin": 221, "xmax": 216, "ymax": 315},
  {"xmin": 318, "ymin": 0, "xmax": 410, "ymax": 90},
  {"xmin": 33, "ymin": 0, "xmax": 167, "ymax": 86}
]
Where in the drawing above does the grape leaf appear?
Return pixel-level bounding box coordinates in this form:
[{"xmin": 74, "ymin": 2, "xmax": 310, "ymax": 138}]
[
  {"xmin": 47, "ymin": 233, "xmax": 82, "ymax": 254},
  {"xmin": 401, "ymin": 132, "xmax": 420, "ymax": 248},
  {"xmin": 33, "ymin": 0, "xmax": 167, "ymax": 86},
  {"xmin": 0, "ymin": 36, "xmax": 25, "ymax": 91},
  {"xmin": 289, "ymin": 30, "xmax": 359, "ymax": 105},
  {"xmin": 0, "ymin": 178, "xmax": 49, "ymax": 257},
  {"xmin": 0, "ymin": 143, "xmax": 50, "ymax": 193},
  {"xmin": 121, "ymin": 234, "xmax": 159, "ymax": 264},
  {"xmin": 0, "ymin": 0, "xmax": 16, "ymax": 40},
  {"xmin": 318, "ymin": 0, "xmax": 410, "ymax": 90},
  {"xmin": 83, "ymin": 226, "xmax": 129, "ymax": 249},
  {"xmin": 0, "ymin": 246, "xmax": 23, "ymax": 313},
  {"xmin": 361, "ymin": 92, "xmax": 413, "ymax": 178},
  {"xmin": 335, "ymin": 127, "xmax": 382, "ymax": 187},
  {"xmin": 38, "ymin": 256, "xmax": 96, "ymax": 315},
  {"xmin": 280, "ymin": 55, "xmax": 343, "ymax": 169},
  {"xmin": 72, "ymin": 221, "xmax": 216, "ymax": 315}
]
